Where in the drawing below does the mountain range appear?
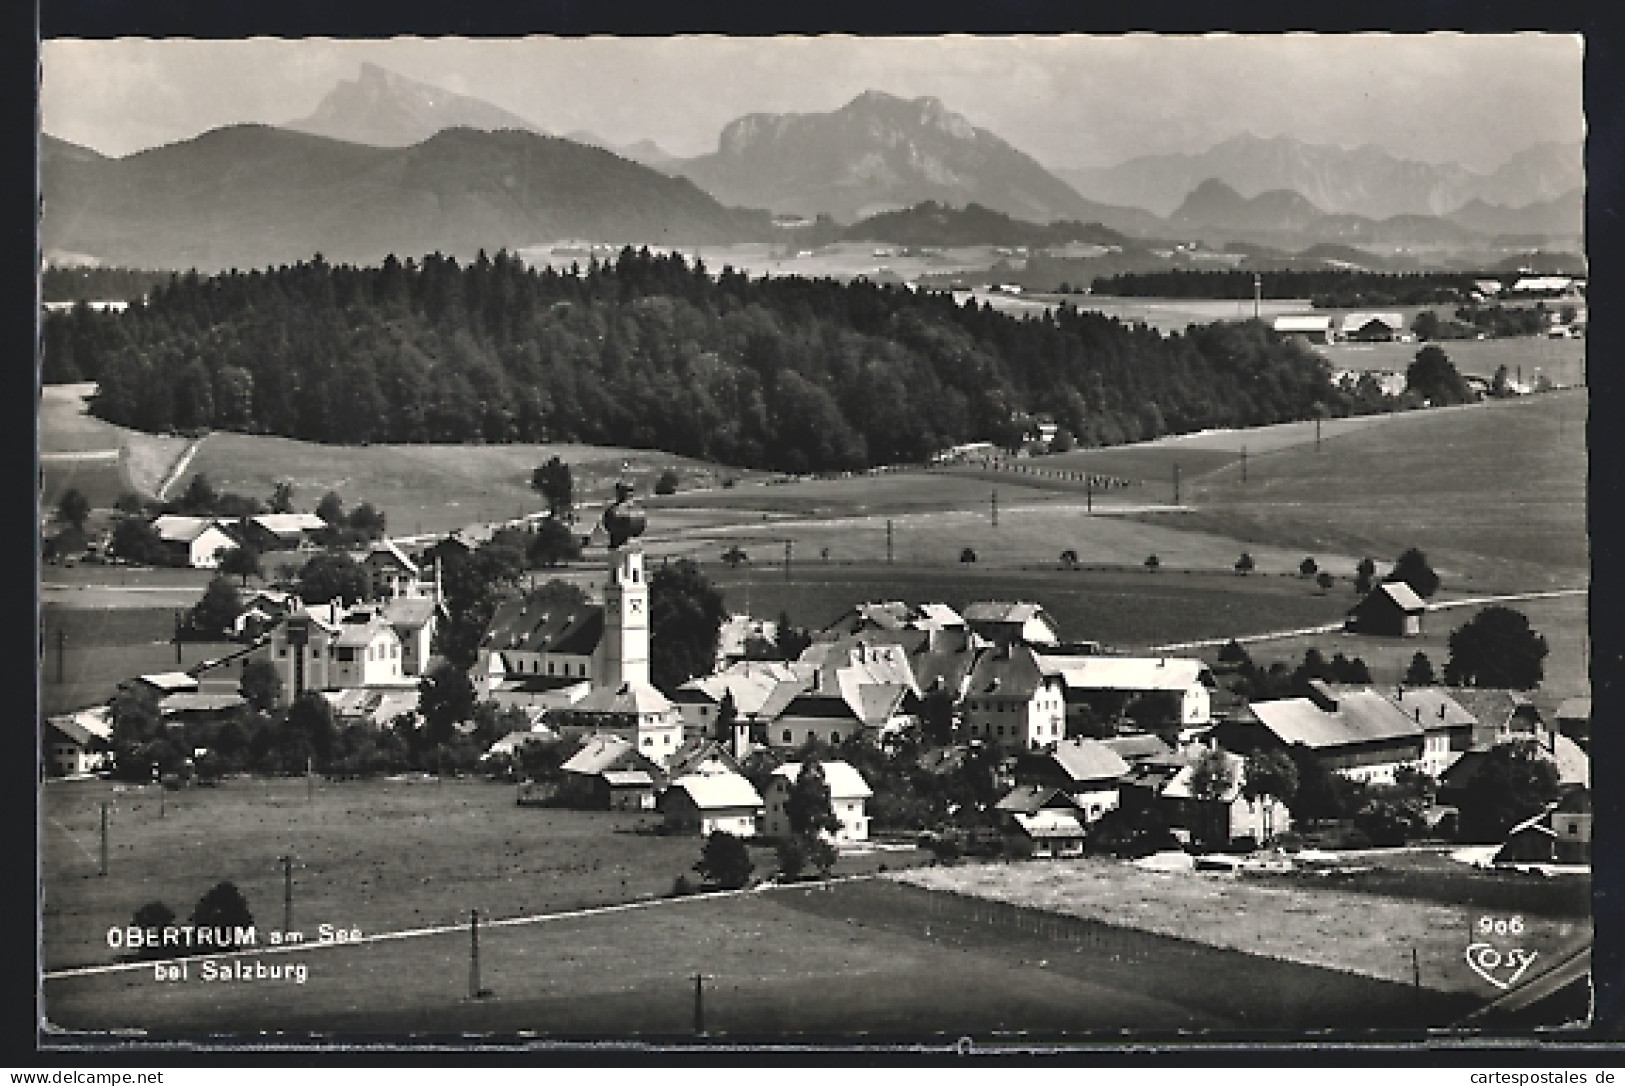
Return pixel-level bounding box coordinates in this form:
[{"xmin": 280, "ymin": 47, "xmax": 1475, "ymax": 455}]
[
  {"xmin": 40, "ymin": 126, "xmax": 765, "ymax": 271},
  {"xmin": 673, "ymin": 89, "xmax": 1165, "ymax": 234},
  {"xmin": 288, "ymin": 62, "xmax": 550, "ymax": 147},
  {"xmin": 1058, "ymin": 132, "xmax": 1582, "ymax": 221}
]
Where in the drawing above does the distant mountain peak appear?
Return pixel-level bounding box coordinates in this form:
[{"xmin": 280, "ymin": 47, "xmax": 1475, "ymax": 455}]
[{"xmin": 287, "ymin": 64, "xmax": 547, "ymax": 148}]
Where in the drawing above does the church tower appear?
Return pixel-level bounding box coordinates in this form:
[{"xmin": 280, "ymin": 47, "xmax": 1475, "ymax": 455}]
[{"xmin": 600, "ymin": 482, "xmax": 650, "ymax": 689}]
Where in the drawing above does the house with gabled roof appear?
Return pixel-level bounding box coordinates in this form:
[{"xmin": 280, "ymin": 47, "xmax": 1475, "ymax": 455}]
[
  {"xmin": 151, "ymin": 515, "xmax": 242, "ymax": 569},
  {"xmin": 478, "ymin": 595, "xmax": 604, "ymax": 693},
  {"xmin": 993, "ymin": 785, "xmax": 1089, "ymax": 857},
  {"xmin": 1035, "ymin": 652, "xmax": 1215, "ymax": 734},
  {"xmin": 239, "ymin": 512, "xmax": 328, "ymax": 552},
  {"xmin": 963, "ymin": 601, "xmax": 1060, "ymax": 647},
  {"xmin": 381, "ymin": 593, "xmax": 445, "ymax": 678},
  {"xmin": 553, "ymin": 680, "xmax": 683, "ymax": 767},
  {"xmin": 761, "ymin": 760, "xmax": 874, "ymax": 842},
  {"xmin": 1273, "ymin": 313, "xmax": 1334, "ymax": 344},
  {"xmin": 363, "ymin": 539, "xmax": 421, "ymax": 600},
  {"xmin": 1340, "ymin": 312, "xmax": 1406, "ymax": 342},
  {"xmin": 1120, "ymin": 745, "xmax": 1293, "ymax": 847},
  {"xmin": 45, "ymin": 715, "xmax": 113, "ymax": 777},
  {"xmin": 1012, "ymin": 738, "xmax": 1128, "ymax": 823},
  {"xmin": 1215, "ymin": 680, "xmax": 1424, "ymax": 783},
  {"xmin": 557, "ymin": 733, "xmax": 665, "ymax": 810},
  {"xmin": 671, "ymin": 660, "xmax": 799, "ymax": 746},
  {"xmin": 660, "ymin": 770, "xmax": 764, "ymax": 836},
  {"xmin": 1346, "ymin": 581, "xmax": 1427, "ymax": 636},
  {"xmin": 962, "ymin": 642, "xmax": 1068, "ymax": 752}
]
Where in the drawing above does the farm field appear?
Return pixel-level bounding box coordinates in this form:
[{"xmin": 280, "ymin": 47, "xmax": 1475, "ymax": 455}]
[
  {"xmin": 39, "ymin": 605, "xmax": 235, "ymax": 715},
  {"xmin": 174, "ymin": 431, "xmax": 757, "ymax": 539},
  {"xmin": 42, "ymin": 874, "xmax": 1468, "ymax": 1038},
  {"xmin": 39, "ymin": 383, "xmax": 188, "ymax": 508},
  {"xmin": 1134, "ymin": 389, "xmax": 1587, "ymax": 593},
  {"xmin": 1206, "ymin": 591, "xmax": 1589, "ymax": 715},
  {"xmin": 38, "ymin": 776, "xmax": 921, "ymax": 974},
  {"xmin": 704, "ymin": 563, "xmax": 1356, "ymax": 648},
  {"xmin": 1313, "ymin": 334, "xmax": 1586, "ymax": 388},
  {"xmin": 896, "ymin": 860, "xmax": 1589, "ymax": 998}
]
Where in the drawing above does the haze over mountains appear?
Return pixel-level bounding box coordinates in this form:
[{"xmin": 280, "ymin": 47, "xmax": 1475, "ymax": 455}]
[{"xmin": 39, "ymin": 66, "xmax": 1583, "ymax": 272}]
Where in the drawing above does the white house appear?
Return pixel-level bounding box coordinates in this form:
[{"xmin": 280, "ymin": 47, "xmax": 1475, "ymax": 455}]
[
  {"xmin": 762, "ymin": 760, "xmax": 874, "ymax": 843},
  {"xmin": 151, "ymin": 515, "xmax": 241, "ymax": 569},
  {"xmin": 1272, "ymin": 314, "xmax": 1335, "ymax": 343},
  {"xmin": 45, "ymin": 714, "xmax": 113, "ymax": 777},
  {"xmin": 962, "ymin": 643, "xmax": 1069, "ymax": 752},
  {"xmin": 661, "ymin": 770, "xmax": 764, "ymax": 836},
  {"xmin": 1034, "ymin": 653, "xmax": 1215, "ymax": 733}
]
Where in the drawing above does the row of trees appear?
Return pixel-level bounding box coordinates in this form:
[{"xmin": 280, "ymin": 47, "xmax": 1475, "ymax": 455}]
[
  {"xmin": 45, "ymin": 248, "xmax": 1348, "ymax": 474},
  {"xmin": 1089, "ymin": 269, "xmax": 1481, "ymax": 306}
]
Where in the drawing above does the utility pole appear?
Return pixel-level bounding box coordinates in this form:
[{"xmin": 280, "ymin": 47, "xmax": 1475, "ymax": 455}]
[
  {"xmin": 1241, "ymin": 446, "xmax": 1248, "ymax": 484},
  {"xmin": 469, "ymin": 909, "xmax": 484, "ymax": 999},
  {"xmin": 1253, "ymin": 274, "xmax": 1262, "ymax": 321},
  {"xmin": 990, "ymin": 489, "xmax": 998, "ymax": 529},
  {"xmin": 98, "ymin": 801, "xmax": 108, "ymax": 876},
  {"xmin": 1172, "ymin": 463, "xmax": 1180, "ymax": 506},
  {"xmin": 173, "ymin": 610, "xmax": 183, "ymax": 665},
  {"xmin": 886, "ymin": 519, "xmax": 894, "ymax": 565},
  {"xmin": 306, "ymin": 756, "xmax": 314, "ymax": 803},
  {"xmin": 693, "ymin": 972, "xmax": 706, "ymax": 1035},
  {"xmin": 1085, "ymin": 473, "xmax": 1093, "ymax": 514},
  {"xmin": 278, "ymin": 854, "xmax": 296, "ymax": 936},
  {"xmin": 1315, "ymin": 416, "xmax": 1322, "ymax": 452},
  {"xmin": 783, "ymin": 539, "xmax": 792, "ymax": 581},
  {"xmin": 56, "ymin": 628, "xmax": 66, "ymax": 684}
]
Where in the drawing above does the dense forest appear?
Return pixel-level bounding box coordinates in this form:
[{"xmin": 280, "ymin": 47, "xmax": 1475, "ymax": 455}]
[
  {"xmin": 42, "ymin": 266, "xmax": 177, "ymax": 304},
  {"xmin": 1090, "ymin": 269, "xmax": 1484, "ymax": 307},
  {"xmin": 43, "ymin": 248, "xmax": 1345, "ymax": 473}
]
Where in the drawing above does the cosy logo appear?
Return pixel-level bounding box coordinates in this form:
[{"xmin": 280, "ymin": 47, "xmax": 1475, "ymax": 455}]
[{"xmin": 1466, "ymin": 915, "xmax": 1539, "ymax": 990}]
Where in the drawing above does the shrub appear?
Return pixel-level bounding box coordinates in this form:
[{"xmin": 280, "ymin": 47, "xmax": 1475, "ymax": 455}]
[
  {"xmin": 654, "ymin": 469, "xmax": 680, "ymax": 496},
  {"xmin": 1144, "ymin": 554, "xmax": 1161, "ymax": 571},
  {"xmin": 960, "ymin": 547, "xmax": 977, "ymax": 564},
  {"xmin": 129, "ymin": 901, "xmax": 177, "ymax": 958},
  {"xmin": 190, "ymin": 881, "xmax": 254, "ymax": 948},
  {"xmin": 671, "ymin": 873, "xmax": 697, "ymax": 897},
  {"xmin": 1005, "ymin": 835, "xmax": 1036, "ymax": 861}
]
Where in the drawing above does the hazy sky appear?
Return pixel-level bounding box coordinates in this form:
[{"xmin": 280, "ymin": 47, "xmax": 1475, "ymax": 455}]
[{"xmin": 41, "ymin": 34, "xmax": 1583, "ymax": 170}]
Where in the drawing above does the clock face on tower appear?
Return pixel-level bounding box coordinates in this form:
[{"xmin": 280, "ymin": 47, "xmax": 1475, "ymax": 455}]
[{"xmin": 629, "ymin": 597, "xmax": 643, "ymax": 614}]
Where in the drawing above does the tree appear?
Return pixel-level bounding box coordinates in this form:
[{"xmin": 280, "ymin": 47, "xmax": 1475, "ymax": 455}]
[
  {"xmin": 694, "ymin": 830, "xmax": 754, "ymax": 889},
  {"xmin": 1189, "ymin": 748, "xmax": 1236, "ymax": 803},
  {"xmin": 960, "ymin": 547, "xmax": 978, "ymax": 564},
  {"xmin": 1386, "ymin": 547, "xmax": 1441, "ymax": 599},
  {"xmin": 57, "ymin": 488, "xmax": 90, "ymax": 530},
  {"xmin": 1234, "ymin": 552, "xmax": 1255, "ymax": 575},
  {"xmin": 129, "ymin": 901, "xmax": 177, "ymax": 958},
  {"xmin": 1316, "ymin": 571, "xmax": 1335, "ymax": 593},
  {"xmin": 419, "ymin": 663, "xmax": 477, "ymax": 747},
  {"xmin": 1405, "ymin": 345, "xmax": 1472, "ymax": 406},
  {"xmin": 285, "ymin": 691, "xmax": 339, "ymax": 767},
  {"xmin": 774, "ymin": 835, "xmax": 806, "ymax": 880},
  {"xmin": 654, "ymin": 469, "xmax": 680, "ymax": 496},
  {"xmin": 189, "ymin": 576, "xmax": 243, "ymax": 639},
  {"xmin": 110, "ymin": 517, "xmax": 166, "ymax": 565},
  {"xmin": 1444, "ymin": 606, "xmax": 1549, "ymax": 689},
  {"xmin": 806, "ymin": 836, "xmax": 839, "ymax": 877},
  {"xmin": 1285, "ymin": 742, "xmax": 1353, "ymax": 823},
  {"xmin": 920, "ymin": 688, "xmax": 957, "ymax": 746},
  {"xmin": 1355, "ymin": 796, "xmax": 1426, "ymax": 847},
  {"xmin": 296, "ymin": 552, "xmax": 369, "ymax": 605},
  {"xmin": 721, "ymin": 545, "xmax": 749, "ymax": 569},
  {"xmin": 1457, "ymin": 739, "xmax": 1561, "ymax": 842},
  {"xmin": 190, "ymin": 881, "xmax": 254, "ymax": 947},
  {"xmin": 1217, "ymin": 639, "xmax": 1251, "ymax": 668},
  {"xmin": 115, "ymin": 491, "xmax": 146, "ymax": 516},
  {"xmin": 1355, "ymin": 556, "xmax": 1377, "ymax": 595},
  {"xmin": 348, "ymin": 503, "xmax": 387, "ymax": 540},
  {"xmin": 1060, "ymin": 549, "xmax": 1079, "ymax": 568},
  {"xmin": 531, "ymin": 456, "xmax": 574, "ymax": 519},
  {"xmin": 179, "ymin": 473, "xmax": 218, "ymax": 515},
  {"xmin": 774, "ymin": 611, "xmax": 811, "ymax": 661},
  {"xmin": 528, "ymin": 517, "xmax": 582, "ymax": 567},
  {"xmin": 219, "ymin": 545, "xmax": 263, "ymax": 587},
  {"xmin": 1144, "ymin": 554, "xmax": 1160, "ymax": 572},
  {"xmin": 269, "ymin": 481, "xmax": 295, "ymax": 514},
  {"xmin": 649, "ymin": 559, "xmax": 727, "ymax": 692},
  {"xmin": 786, "ymin": 760, "xmax": 842, "ymax": 839},
  {"xmin": 1404, "ymin": 651, "xmax": 1437, "ymax": 687},
  {"xmin": 240, "ymin": 658, "xmax": 283, "ymax": 713},
  {"xmin": 1242, "ymin": 749, "xmax": 1299, "ymax": 806},
  {"xmin": 315, "ymin": 491, "xmax": 346, "ymax": 527}
]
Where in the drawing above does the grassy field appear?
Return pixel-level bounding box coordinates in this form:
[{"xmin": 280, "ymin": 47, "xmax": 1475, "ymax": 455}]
[
  {"xmin": 39, "ymin": 604, "xmax": 235, "ymax": 715},
  {"xmin": 43, "ymin": 872, "xmax": 1479, "ymax": 1039},
  {"xmin": 897, "ymin": 860, "xmax": 1589, "ymax": 998},
  {"xmin": 1133, "ymin": 390, "xmax": 1587, "ymax": 593},
  {"xmin": 39, "ymin": 775, "xmax": 924, "ymax": 973},
  {"xmin": 1314, "ymin": 335, "xmax": 1586, "ymax": 388},
  {"xmin": 1205, "ymin": 592, "xmax": 1589, "ymax": 714},
  {"xmin": 705, "ymin": 563, "xmax": 1356, "ymax": 647},
  {"xmin": 39, "ymin": 384, "xmax": 189, "ymax": 508}
]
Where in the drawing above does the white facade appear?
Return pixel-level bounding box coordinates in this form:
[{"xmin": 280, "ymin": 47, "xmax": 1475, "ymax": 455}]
[
  {"xmin": 761, "ymin": 761, "xmax": 873, "ymax": 842},
  {"xmin": 599, "ymin": 544, "xmax": 649, "ymax": 688},
  {"xmin": 963, "ymin": 681, "xmax": 1066, "ymax": 752}
]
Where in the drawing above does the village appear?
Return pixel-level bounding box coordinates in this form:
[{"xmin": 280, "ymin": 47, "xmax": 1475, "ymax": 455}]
[{"xmin": 44, "ymin": 459, "xmax": 1592, "ymax": 884}]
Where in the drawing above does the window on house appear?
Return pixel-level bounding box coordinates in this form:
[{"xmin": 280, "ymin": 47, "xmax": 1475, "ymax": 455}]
[
  {"xmin": 996, "ymin": 725, "xmax": 1005, "ymax": 737},
  {"xmin": 808, "ymin": 732, "xmax": 816, "ymax": 744},
  {"xmin": 783, "ymin": 730, "xmax": 792, "ymax": 743}
]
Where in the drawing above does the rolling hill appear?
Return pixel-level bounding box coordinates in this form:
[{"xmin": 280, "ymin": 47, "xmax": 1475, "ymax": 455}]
[{"xmin": 41, "ymin": 125, "xmax": 768, "ymax": 270}]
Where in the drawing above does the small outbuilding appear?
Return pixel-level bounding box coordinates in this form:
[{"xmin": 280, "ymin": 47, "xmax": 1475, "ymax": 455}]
[
  {"xmin": 1345, "ymin": 581, "xmax": 1427, "ymax": 637},
  {"xmin": 661, "ymin": 770, "xmax": 764, "ymax": 837}
]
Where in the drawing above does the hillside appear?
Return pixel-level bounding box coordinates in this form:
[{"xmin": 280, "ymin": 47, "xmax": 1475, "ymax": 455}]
[
  {"xmin": 677, "ymin": 90, "xmax": 1162, "ymax": 233},
  {"xmin": 40, "ymin": 125, "xmax": 768, "ymax": 270},
  {"xmin": 1169, "ymin": 179, "xmax": 1326, "ymax": 234},
  {"xmin": 842, "ymin": 201, "xmax": 1129, "ymax": 248},
  {"xmin": 287, "ymin": 62, "xmax": 550, "ymax": 147}
]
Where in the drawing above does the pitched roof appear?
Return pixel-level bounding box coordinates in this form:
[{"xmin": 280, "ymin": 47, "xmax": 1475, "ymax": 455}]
[
  {"xmin": 561, "ymin": 734, "xmax": 636, "ymax": 775},
  {"xmin": 963, "ymin": 601, "xmax": 1047, "ymax": 625},
  {"xmin": 669, "ymin": 771, "xmax": 763, "ymax": 810},
  {"xmin": 995, "ymin": 783, "xmax": 1068, "ymax": 815},
  {"xmin": 1036, "ymin": 653, "xmax": 1208, "ymax": 693},
  {"xmin": 769, "ymin": 760, "xmax": 873, "ymax": 800},
  {"xmin": 1249, "ymin": 690, "xmax": 1422, "ymax": 750},
  {"xmin": 1097, "ymin": 733, "xmax": 1175, "ymax": 764},
  {"xmin": 483, "ymin": 597, "xmax": 604, "ymax": 658},
  {"xmin": 667, "ymin": 738, "xmax": 743, "ymax": 779},
  {"xmin": 1273, "ymin": 314, "xmax": 1334, "ymax": 332},
  {"xmin": 966, "ymin": 643, "xmax": 1048, "ymax": 700},
  {"xmin": 1372, "ymin": 581, "xmax": 1427, "ymax": 612},
  {"xmin": 1446, "ymin": 688, "xmax": 1533, "ymax": 731},
  {"xmin": 134, "ymin": 672, "xmax": 199, "ymax": 694},
  {"xmin": 570, "ymin": 680, "xmax": 674, "ymax": 716},
  {"xmin": 679, "ymin": 662, "xmax": 802, "ymax": 718},
  {"xmin": 1340, "ymin": 312, "xmax": 1405, "ymax": 333},
  {"xmin": 158, "ymin": 692, "xmax": 246, "ymax": 714},
  {"xmin": 1161, "ymin": 749, "xmax": 1246, "ymax": 802},
  {"xmin": 382, "ymin": 596, "xmax": 440, "ymax": 629},
  {"xmin": 601, "ymin": 769, "xmax": 656, "ymax": 788},
  {"xmin": 365, "ymin": 539, "xmax": 419, "ymax": 572},
  {"xmin": 1013, "ymin": 809, "xmax": 1086, "ymax": 839},
  {"xmin": 47, "ymin": 716, "xmax": 110, "ymax": 749},
  {"xmin": 1364, "ymin": 686, "xmax": 1477, "ymax": 731},
  {"xmin": 151, "ymin": 515, "xmax": 232, "ymax": 544},
  {"xmin": 755, "ymin": 677, "xmax": 815, "ymax": 722},
  {"xmin": 334, "ymin": 616, "xmax": 395, "ymax": 648},
  {"xmin": 1050, "ymin": 738, "xmax": 1131, "ymax": 784},
  {"xmin": 1557, "ymin": 697, "xmax": 1591, "ymax": 722}
]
